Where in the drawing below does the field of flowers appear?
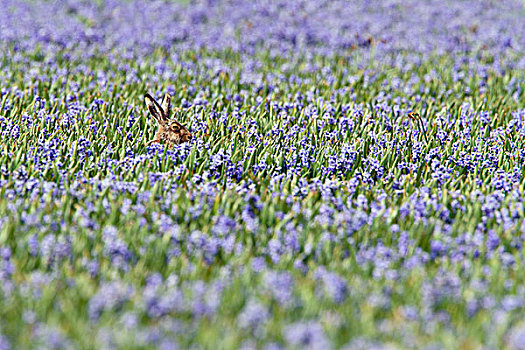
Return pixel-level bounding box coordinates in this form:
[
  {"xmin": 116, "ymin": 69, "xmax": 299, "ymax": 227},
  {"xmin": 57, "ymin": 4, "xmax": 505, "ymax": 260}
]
[{"xmin": 1, "ymin": 0, "xmax": 525, "ymax": 348}]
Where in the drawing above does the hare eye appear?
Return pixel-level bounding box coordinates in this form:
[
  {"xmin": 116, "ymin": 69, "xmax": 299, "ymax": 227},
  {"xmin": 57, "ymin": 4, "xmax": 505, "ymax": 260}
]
[{"xmin": 171, "ymin": 125, "xmax": 180, "ymax": 132}]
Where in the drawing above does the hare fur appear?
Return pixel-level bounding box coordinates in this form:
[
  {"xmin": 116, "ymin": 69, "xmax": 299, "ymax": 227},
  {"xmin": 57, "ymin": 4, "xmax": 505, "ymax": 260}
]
[{"xmin": 144, "ymin": 93, "xmax": 192, "ymax": 147}]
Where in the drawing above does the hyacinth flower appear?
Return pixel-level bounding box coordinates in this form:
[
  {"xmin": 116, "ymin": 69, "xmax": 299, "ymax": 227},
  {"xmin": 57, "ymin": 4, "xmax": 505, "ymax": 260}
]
[{"xmin": 0, "ymin": 0, "xmax": 525, "ymax": 348}]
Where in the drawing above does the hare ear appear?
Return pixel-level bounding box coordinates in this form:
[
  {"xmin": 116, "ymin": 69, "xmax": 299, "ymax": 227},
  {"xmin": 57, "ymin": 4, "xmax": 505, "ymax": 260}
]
[
  {"xmin": 144, "ymin": 93, "xmax": 167, "ymax": 123},
  {"xmin": 161, "ymin": 93, "xmax": 171, "ymax": 116}
]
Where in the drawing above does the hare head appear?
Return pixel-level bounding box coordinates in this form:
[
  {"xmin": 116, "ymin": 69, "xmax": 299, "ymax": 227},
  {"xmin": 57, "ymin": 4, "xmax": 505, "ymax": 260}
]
[{"xmin": 144, "ymin": 93, "xmax": 192, "ymax": 147}]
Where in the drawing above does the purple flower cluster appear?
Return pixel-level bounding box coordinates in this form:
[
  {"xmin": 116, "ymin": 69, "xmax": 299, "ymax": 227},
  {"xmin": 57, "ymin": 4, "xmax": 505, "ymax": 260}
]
[{"xmin": 0, "ymin": 0, "xmax": 524, "ymax": 348}]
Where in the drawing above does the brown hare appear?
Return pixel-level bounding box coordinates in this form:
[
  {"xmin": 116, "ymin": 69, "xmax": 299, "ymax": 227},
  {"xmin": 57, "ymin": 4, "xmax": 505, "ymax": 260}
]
[{"xmin": 144, "ymin": 93, "xmax": 192, "ymax": 147}]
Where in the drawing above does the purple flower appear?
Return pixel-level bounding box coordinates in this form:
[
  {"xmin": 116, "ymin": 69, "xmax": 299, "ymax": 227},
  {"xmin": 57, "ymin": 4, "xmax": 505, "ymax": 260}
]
[
  {"xmin": 237, "ymin": 299, "xmax": 270, "ymax": 333},
  {"xmin": 315, "ymin": 267, "xmax": 348, "ymax": 304},
  {"xmin": 88, "ymin": 281, "xmax": 133, "ymax": 321},
  {"xmin": 263, "ymin": 271, "xmax": 294, "ymax": 306},
  {"xmin": 32, "ymin": 324, "xmax": 71, "ymax": 350},
  {"xmin": 251, "ymin": 257, "xmax": 267, "ymax": 273},
  {"xmin": 0, "ymin": 334, "xmax": 9, "ymax": 350},
  {"xmin": 508, "ymin": 322, "xmax": 525, "ymax": 350},
  {"xmin": 102, "ymin": 226, "xmax": 133, "ymax": 271},
  {"xmin": 284, "ymin": 321, "xmax": 329, "ymax": 350}
]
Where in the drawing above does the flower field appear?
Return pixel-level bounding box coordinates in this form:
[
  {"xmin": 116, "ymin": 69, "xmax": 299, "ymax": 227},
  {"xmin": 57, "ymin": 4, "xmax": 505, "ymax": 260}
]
[{"xmin": 1, "ymin": 0, "xmax": 525, "ymax": 348}]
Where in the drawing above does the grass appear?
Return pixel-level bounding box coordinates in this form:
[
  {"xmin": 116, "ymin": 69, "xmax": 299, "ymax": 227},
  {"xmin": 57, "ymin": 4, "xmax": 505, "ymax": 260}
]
[{"xmin": 0, "ymin": 43, "xmax": 525, "ymax": 348}]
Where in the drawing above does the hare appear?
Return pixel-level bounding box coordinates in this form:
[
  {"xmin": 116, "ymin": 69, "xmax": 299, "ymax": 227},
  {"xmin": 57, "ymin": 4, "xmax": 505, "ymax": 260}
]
[{"xmin": 144, "ymin": 93, "xmax": 192, "ymax": 147}]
